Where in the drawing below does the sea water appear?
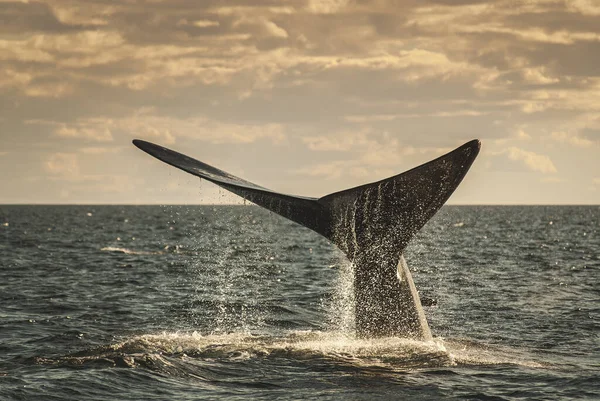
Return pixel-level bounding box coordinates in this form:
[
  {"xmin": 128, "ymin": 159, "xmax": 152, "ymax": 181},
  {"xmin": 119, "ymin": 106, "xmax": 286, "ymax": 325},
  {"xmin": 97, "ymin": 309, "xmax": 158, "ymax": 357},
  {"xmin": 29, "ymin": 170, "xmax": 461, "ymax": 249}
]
[{"xmin": 0, "ymin": 205, "xmax": 598, "ymax": 400}]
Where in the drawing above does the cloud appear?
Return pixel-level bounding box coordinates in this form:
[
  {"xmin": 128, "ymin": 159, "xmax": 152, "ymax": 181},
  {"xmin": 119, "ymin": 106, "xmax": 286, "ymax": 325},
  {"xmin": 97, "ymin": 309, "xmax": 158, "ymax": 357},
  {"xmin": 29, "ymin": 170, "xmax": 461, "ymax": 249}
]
[
  {"xmin": 568, "ymin": 0, "xmax": 600, "ymax": 16},
  {"xmin": 297, "ymin": 129, "xmax": 454, "ymax": 181},
  {"xmin": 345, "ymin": 109, "xmax": 487, "ymax": 123},
  {"xmin": 190, "ymin": 19, "xmax": 220, "ymax": 28},
  {"xmin": 551, "ymin": 131, "xmax": 596, "ymax": 147},
  {"xmin": 503, "ymin": 147, "xmax": 557, "ymax": 174},
  {"xmin": 27, "ymin": 109, "xmax": 285, "ymax": 146},
  {"xmin": 42, "ymin": 150, "xmax": 135, "ymax": 194},
  {"xmin": 259, "ymin": 18, "xmax": 289, "ymax": 38},
  {"xmin": 0, "ymin": 1, "xmax": 91, "ymax": 34},
  {"xmin": 307, "ymin": 0, "xmax": 350, "ymax": 14},
  {"xmin": 24, "ymin": 80, "xmax": 74, "ymax": 98},
  {"xmin": 79, "ymin": 146, "xmax": 122, "ymax": 155},
  {"xmin": 55, "ymin": 122, "xmax": 113, "ymax": 142},
  {"xmin": 295, "ymin": 159, "xmax": 395, "ymax": 181},
  {"xmin": 45, "ymin": 153, "xmax": 79, "ymax": 176},
  {"xmin": 580, "ymin": 127, "xmax": 600, "ymax": 140},
  {"xmin": 295, "ymin": 160, "xmax": 349, "ymax": 180},
  {"xmin": 301, "ymin": 130, "xmax": 371, "ymax": 151},
  {"xmin": 118, "ymin": 110, "xmax": 285, "ymax": 145},
  {"xmin": 493, "ymin": 129, "xmax": 532, "ymax": 145}
]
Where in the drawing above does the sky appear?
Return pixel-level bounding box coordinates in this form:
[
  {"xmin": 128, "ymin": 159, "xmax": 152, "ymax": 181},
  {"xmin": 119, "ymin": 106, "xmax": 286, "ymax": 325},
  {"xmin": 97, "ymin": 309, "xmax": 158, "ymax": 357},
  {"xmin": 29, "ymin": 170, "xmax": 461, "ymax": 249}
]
[{"xmin": 1, "ymin": 0, "xmax": 599, "ymax": 204}]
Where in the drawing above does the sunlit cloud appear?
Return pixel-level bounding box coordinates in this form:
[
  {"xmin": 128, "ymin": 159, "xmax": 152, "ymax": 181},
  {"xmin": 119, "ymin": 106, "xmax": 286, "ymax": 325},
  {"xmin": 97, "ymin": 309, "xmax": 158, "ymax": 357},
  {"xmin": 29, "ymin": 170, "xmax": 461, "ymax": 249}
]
[
  {"xmin": 301, "ymin": 130, "xmax": 371, "ymax": 152},
  {"xmin": 307, "ymin": 0, "xmax": 350, "ymax": 14},
  {"xmin": 568, "ymin": 0, "xmax": 600, "ymax": 16},
  {"xmin": 27, "ymin": 109, "xmax": 285, "ymax": 146},
  {"xmin": 190, "ymin": 20, "xmax": 220, "ymax": 28},
  {"xmin": 493, "ymin": 130, "xmax": 532, "ymax": 145},
  {"xmin": 296, "ymin": 129, "xmax": 453, "ymax": 182},
  {"xmin": 551, "ymin": 131, "xmax": 596, "ymax": 148},
  {"xmin": 43, "ymin": 150, "xmax": 136, "ymax": 195},
  {"xmin": 79, "ymin": 147, "xmax": 123, "ymax": 155},
  {"xmin": 503, "ymin": 147, "xmax": 557, "ymax": 174},
  {"xmin": 45, "ymin": 153, "xmax": 80, "ymax": 177},
  {"xmin": 55, "ymin": 124, "xmax": 113, "ymax": 142}
]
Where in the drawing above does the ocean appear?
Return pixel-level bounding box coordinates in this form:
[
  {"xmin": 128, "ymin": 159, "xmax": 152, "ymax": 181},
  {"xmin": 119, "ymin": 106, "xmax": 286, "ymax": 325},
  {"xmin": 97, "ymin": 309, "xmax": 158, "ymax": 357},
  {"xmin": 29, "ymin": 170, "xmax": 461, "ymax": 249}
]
[{"xmin": 0, "ymin": 205, "xmax": 598, "ymax": 400}]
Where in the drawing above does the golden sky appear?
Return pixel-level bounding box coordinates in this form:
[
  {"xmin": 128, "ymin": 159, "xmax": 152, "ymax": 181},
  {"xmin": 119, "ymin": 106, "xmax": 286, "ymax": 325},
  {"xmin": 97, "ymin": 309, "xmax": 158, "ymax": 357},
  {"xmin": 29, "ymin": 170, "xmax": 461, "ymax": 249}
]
[{"xmin": 1, "ymin": 0, "xmax": 599, "ymax": 204}]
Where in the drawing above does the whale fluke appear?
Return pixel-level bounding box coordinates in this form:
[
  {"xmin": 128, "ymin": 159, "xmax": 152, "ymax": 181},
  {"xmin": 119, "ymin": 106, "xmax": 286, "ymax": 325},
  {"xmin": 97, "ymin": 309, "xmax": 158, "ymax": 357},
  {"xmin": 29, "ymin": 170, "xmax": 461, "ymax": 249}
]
[{"xmin": 133, "ymin": 139, "xmax": 480, "ymax": 339}]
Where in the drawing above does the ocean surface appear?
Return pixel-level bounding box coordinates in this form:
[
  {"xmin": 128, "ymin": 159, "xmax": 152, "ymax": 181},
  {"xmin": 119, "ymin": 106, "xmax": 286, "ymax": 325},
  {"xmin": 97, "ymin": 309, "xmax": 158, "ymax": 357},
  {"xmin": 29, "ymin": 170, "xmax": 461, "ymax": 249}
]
[{"xmin": 0, "ymin": 205, "xmax": 598, "ymax": 400}]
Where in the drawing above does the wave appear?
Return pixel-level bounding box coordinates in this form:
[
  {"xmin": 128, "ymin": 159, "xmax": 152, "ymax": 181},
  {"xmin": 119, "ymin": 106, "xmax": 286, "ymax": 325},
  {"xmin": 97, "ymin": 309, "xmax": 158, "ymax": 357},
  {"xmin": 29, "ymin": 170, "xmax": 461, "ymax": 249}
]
[
  {"xmin": 100, "ymin": 244, "xmax": 188, "ymax": 255},
  {"xmin": 100, "ymin": 247, "xmax": 161, "ymax": 255}
]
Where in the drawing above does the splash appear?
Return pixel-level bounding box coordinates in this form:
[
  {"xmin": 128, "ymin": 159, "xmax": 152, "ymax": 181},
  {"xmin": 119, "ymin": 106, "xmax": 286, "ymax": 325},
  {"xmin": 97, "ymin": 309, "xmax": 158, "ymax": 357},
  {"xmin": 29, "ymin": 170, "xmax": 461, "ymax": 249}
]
[
  {"xmin": 326, "ymin": 258, "xmax": 356, "ymax": 336},
  {"xmin": 35, "ymin": 331, "xmax": 547, "ymax": 373},
  {"xmin": 443, "ymin": 339, "xmax": 549, "ymax": 368},
  {"xmin": 182, "ymin": 204, "xmax": 270, "ymax": 334},
  {"xmin": 37, "ymin": 331, "xmax": 453, "ymax": 371}
]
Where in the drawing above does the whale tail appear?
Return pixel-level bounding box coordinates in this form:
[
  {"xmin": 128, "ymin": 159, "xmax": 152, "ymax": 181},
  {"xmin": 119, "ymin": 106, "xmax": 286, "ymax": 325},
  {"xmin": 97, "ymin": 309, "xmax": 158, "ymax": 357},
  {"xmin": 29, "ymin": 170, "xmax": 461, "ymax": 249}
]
[{"xmin": 133, "ymin": 139, "xmax": 480, "ymax": 339}]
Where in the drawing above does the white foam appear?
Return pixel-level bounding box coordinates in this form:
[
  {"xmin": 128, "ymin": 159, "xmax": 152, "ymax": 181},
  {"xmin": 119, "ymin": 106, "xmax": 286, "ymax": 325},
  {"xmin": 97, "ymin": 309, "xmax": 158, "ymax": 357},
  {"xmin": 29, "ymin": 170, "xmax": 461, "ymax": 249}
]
[
  {"xmin": 100, "ymin": 247, "xmax": 161, "ymax": 255},
  {"xmin": 111, "ymin": 330, "xmax": 453, "ymax": 369}
]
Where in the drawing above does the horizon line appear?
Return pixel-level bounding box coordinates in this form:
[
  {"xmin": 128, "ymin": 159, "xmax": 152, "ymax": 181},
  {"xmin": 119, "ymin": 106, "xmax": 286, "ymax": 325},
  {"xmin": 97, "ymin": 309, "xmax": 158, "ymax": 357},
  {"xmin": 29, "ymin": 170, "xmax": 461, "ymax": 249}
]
[{"xmin": 1, "ymin": 203, "xmax": 599, "ymax": 207}]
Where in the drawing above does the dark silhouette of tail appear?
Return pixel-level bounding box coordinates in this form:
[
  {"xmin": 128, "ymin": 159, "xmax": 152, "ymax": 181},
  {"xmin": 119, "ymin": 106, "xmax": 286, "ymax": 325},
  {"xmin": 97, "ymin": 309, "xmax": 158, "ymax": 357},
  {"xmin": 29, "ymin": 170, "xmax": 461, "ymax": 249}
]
[{"xmin": 133, "ymin": 139, "xmax": 480, "ymax": 339}]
